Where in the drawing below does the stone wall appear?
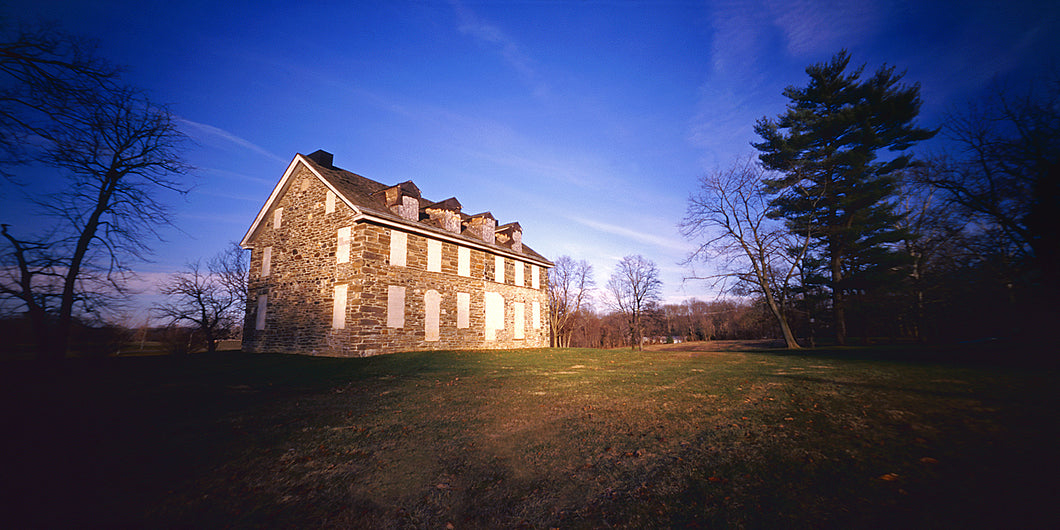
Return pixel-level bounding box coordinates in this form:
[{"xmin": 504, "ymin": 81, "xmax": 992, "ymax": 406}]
[{"xmin": 243, "ymin": 164, "xmax": 551, "ymax": 356}]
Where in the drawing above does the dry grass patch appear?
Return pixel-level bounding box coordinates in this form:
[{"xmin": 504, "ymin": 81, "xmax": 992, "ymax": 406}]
[{"xmin": 1, "ymin": 346, "xmax": 1057, "ymax": 528}]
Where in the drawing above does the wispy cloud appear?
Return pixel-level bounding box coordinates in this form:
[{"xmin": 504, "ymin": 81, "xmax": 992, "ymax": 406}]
[
  {"xmin": 568, "ymin": 215, "xmax": 691, "ymax": 253},
  {"xmin": 451, "ymin": 1, "xmax": 549, "ymax": 96},
  {"xmin": 766, "ymin": 0, "xmax": 882, "ymax": 57},
  {"xmin": 178, "ymin": 118, "xmax": 286, "ymax": 163},
  {"xmin": 197, "ymin": 166, "xmax": 274, "ymax": 185}
]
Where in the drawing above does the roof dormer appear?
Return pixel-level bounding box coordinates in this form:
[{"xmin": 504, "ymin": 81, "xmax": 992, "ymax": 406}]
[
  {"xmin": 385, "ymin": 181, "xmax": 421, "ymax": 221},
  {"xmin": 464, "ymin": 212, "xmax": 496, "ymax": 244},
  {"xmin": 496, "ymin": 222, "xmax": 523, "ymax": 252},
  {"xmin": 425, "ymin": 197, "xmax": 463, "ymax": 233}
]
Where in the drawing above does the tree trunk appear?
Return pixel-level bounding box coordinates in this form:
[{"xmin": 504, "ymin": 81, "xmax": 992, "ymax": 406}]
[
  {"xmin": 831, "ymin": 249, "xmax": 847, "ymax": 346},
  {"xmin": 762, "ymin": 290, "xmax": 800, "ymax": 349},
  {"xmin": 50, "ymin": 172, "xmax": 118, "ymax": 361}
]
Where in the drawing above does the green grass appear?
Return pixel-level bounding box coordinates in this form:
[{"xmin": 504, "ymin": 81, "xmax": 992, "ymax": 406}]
[{"xmin": 1, "ymin": 344, "xmax": 1057, "ymax": 528}]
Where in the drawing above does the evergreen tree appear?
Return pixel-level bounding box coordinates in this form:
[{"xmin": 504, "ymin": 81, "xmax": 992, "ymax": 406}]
[{"xmin": 753, "ymin": 51, "xmax": 936, "ymax": 345}]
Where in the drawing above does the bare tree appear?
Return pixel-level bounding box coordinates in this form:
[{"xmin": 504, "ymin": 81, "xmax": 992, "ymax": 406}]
[
  {"xmin": 0, "ymin": 21, "xmax": 121, "ymax": 181},
  {"xmin": 894, "ymin": 171, "xmax": 969, "ymax": 341},
  {"xmin": 680, "ymin": 157, "xmax": 810, "ymax": 348},
  {"xmin": 920, "ymin": 77, "xmax": 1059, "ymax": 298},
  {"xmin": 548, "ymin": 255, "xmax": 594, "ymax": 347},
  {"xmin": 606, "ymin": 254, "xmax": 662, "ymax": 350},
  {"xmin": 154, "ymin": 245, "xmax": 248, "ymax": 353},
  {"xmin": 0, "ymin": 23, "xmax": 190, "ymax": 360}
]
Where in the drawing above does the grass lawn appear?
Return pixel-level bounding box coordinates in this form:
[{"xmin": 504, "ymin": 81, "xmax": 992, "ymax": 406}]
[{"xmin": 1, "ymin": 343, "xmax": 1057, "ymax": 528}]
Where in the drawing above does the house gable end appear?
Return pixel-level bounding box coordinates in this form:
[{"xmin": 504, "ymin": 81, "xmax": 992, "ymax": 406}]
[{"xmin": 240, "ymin": 153, "xmax": 363, "ymax": 248}]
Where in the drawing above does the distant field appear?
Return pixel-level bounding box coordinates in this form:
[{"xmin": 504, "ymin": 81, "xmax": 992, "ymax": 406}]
[{"xmin": 1, "ymin": 343, "xmax": 1057, "ymax": 528}]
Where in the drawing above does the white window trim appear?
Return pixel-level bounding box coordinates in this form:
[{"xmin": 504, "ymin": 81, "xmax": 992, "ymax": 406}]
[
  {"xmin": 255, "ymin": 294, "xmax": 267, "ymax": 330},
  {"xmin": 427, "ymin": 239, "xmax": 442, "ymax": 273},
  {"xmin": 325, "ymin": 190, "xmax": 336, "ymax": 214},
  {"xmin": 457, "ymin": 292, "xmax": 470, "ymax": 329},
  {"xmin": 387, "ymin": 285, "xmax": 406, "ymax": 328},
  {"xmin": 494, "ymin": 255, "xmax": 504, "ymax": 283},
  {"xmin": 261, "ymin": 246, "xmax": 272, "ymax": 277},
  {"xmin": 337, "ymin": 226, "xmax": 351, "ymax": 264},
  {"xmin": 458, "ymin": 246, "xmax": 470, "ymax": 277},
  {"xmin": 484, "ymin": 292, "xmax": 504, "ymax": 341},
  {"xmin": 425, "ymin": 290, "xmax": 441, "ymax": 342},
  {"xmin": 332, "ymin": 284, "xmax": 348, "ymax": 329},
  {"xmin": 390, "ymin": 230, "xmax": 407, "ymax": 267},
  {"xmin": 513, "ymin": 302, "xmax": 525, "ymax": 340},
  {"xmin": 273, "ymin": 207, "xmax": 283, "ymax": 229}
]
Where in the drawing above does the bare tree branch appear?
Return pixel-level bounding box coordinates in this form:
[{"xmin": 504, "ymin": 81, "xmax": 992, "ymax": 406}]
[
  {"xmin": 680, "ymin": 157, "xmax": 810, "ymax": 348},
  {"xmin": 606, "ymin": 254, "xmax": 662, "ymax": 350},
  {"xmin": 153, "ymin": 244, "xmax": 247, "ymax": 353},
  {"xmin": 547, "ymin": 256, "xmax": 595, "ymax": 347},
  {"xmin": 0, "ymin": 22, "xmax": 191, "ymax": 360}
]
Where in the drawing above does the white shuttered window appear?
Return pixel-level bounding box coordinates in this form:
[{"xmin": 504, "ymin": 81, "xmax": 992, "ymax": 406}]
[
  {"xmin": 332, "ymin": 284, "xmax": 348, "ymax": 329},
  {"xmin": 261, "ymin": 247, "xmax": 272, "ymax": 277},
  {"xmin": 337, "ymin": 227, "xmax": 351, "ymax": 264},
  {"xmin": 390, "ymin": 230, "xmax": 407, "ymax": 267},
  {"xmin": 427, "ymin": 239, "xmax": 442, "ymax": 272}
]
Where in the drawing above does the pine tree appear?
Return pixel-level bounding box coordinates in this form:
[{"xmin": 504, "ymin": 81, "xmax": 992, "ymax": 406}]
[{"xmin": 753, "ymin": 51, "xmax": 936, "ymax": 345}]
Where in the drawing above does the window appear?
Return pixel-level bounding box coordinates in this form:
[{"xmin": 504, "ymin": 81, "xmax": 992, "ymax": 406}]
[
  {"xmin": 332, "ymin": 284, "xmax": 348, "ymax": 329},
  {"xmin": 425, "ymin": 290, "xmax": 441, "ymax": 341},
  {"xmin": 427, "ymin": 239, "xmax": 442, "ymax": 272},
  {"xmin": 484, "ymin": 292, "xmax": 504, "ymax": 341},
  {"xmin": 337, "ymin": 226, "xmax": 351, "ymax": 264},
  {"xmin": 387, "ymin": 286, "xmax": 406, "ymax": 328},
  {"xmin": 457, "ymin": 292, "xmax": 470, "ymax": 329},
  {"xmin": 325, "ymin": 190, "xmax": 336, "ymax": 214},
  {"xmin": 532, "ymin": 301, "xmax": 541, "ymax": 329},
  {"xmin": 273, "ymin": 207, "xmax": 283, "ymax": 229},
  {"xmin": 531, "ymin": 265, "xmax": 540, "ymax": 289},
  {"xmin": 458, "ymin": 246, "xmax": 470, "ymax": 277},
  {"xmin": 513, "ymin": 302, "xmax": 525, "ymax": 339},
  {"xmin": 261, "ymin": 246, "xmax": 272, "ymax": 277},
  {"xmin": 390, "ymin": 230, "xmax": 407, "ymax": 267},
  {"xmin": 494, "ymin": 255, "xmax": 504, "ymax": 283},
  {"xmin": 514, "ymin": 261, "xmax": 524, "ymax": 287},
  {"xmin": 255, "ymin": 294, "xmax": 267, "ymax": 330}
]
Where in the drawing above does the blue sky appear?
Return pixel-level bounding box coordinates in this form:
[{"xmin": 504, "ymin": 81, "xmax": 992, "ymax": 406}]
[{"xmin": 5, "ymin": 0, "xmax": 1059, "ymax": 322}]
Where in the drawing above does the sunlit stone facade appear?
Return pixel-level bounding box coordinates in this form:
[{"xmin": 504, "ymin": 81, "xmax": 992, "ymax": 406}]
[{"xmin": 240, "ymin": 150, "xmax": 552, "ymax": 356}]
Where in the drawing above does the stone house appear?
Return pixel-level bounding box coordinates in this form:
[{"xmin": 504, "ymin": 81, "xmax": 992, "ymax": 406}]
[{"xmin": 240, "ymin": 150, "xmax": 553, "ymax": 356}]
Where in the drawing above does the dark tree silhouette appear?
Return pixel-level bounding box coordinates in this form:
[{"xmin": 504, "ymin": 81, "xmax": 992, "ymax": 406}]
[
  {"xmin": 154, "ymin": 245, "xmax": 248, "ymax": 353},
  {"xmin": 0, "ymin": 21, "xmax": 121, "ymax": 181},
  {"xmin": 753, "ymin": 50, "xmax": 936, "ymax": 345},
  {"xmin": 0, "ymin": 22, "xmax": 190, "ymax": 360}
]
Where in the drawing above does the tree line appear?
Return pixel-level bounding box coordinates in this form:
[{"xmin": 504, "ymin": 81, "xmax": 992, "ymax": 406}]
[
  {"xmin": 678, "ymin": 51, "xmax": 1057, "ymax": 348},
  {"xmin": 2, "ymin": 20, "xmax": 1054, "ymax": 357},
  {"xmin": 548, "ymin": 254, "xmax": 777, "ymax": 349},
  {"xmin": 556, "ymin": 51, "xmax": 1057, "ymax": 350},
  {"xmin": 0, "ymin": 22, "xmax": 247, "ymax": 359}
]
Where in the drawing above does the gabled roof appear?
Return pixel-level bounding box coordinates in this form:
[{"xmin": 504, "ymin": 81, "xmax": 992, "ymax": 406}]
[
  {"xmin": 240, "ymin": 152, "xmax": 553, "ymax": 268},
  {"xmin": 425, "ymin": 197, "xmax": 462, "ymax": 212}
]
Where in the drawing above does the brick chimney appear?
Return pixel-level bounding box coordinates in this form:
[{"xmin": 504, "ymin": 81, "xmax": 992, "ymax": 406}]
[
  {"xmin": 426, "ymin": 197, "xmax": 462, "ymax": 233},
  {"xmin": 385, "ymin": 181, "xmax": 422, "ymax": 221},
  {"xmin": 466, "ymin": 212, "xmax": 496, "ymax": 244},
  {"xmin": 497, "ymin": 222, "xmax": 523, "ymax": 252},
  {"xmin": 305, "ymin": 149, "xmax": 333, "ymax": 168}
]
